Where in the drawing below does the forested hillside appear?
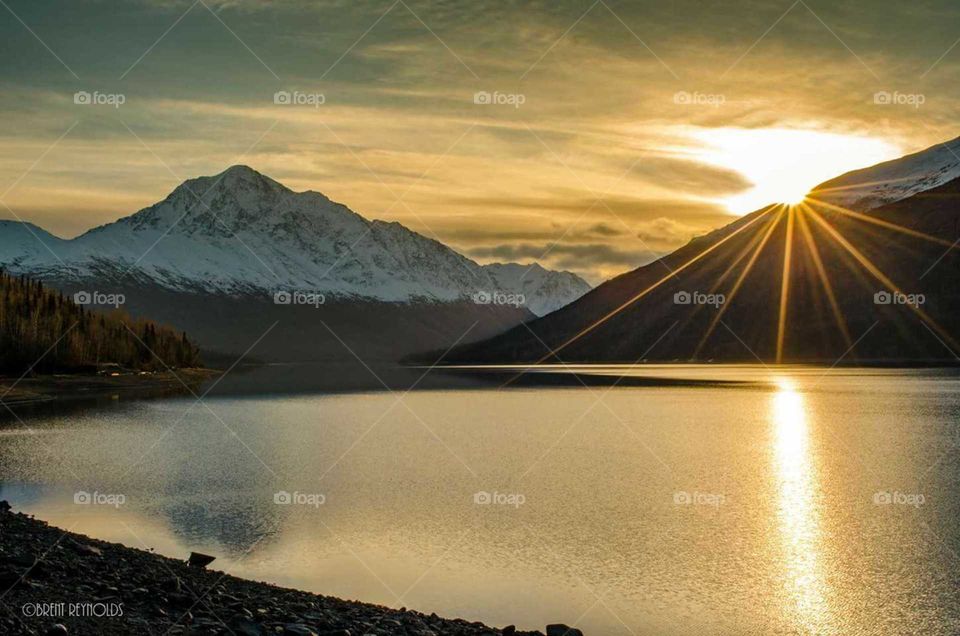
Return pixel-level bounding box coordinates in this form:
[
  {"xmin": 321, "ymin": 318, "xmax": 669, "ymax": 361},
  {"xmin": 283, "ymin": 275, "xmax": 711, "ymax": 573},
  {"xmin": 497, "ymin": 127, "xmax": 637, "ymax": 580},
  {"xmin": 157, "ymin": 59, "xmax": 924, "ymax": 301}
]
[{"xmin": 0, "ymin": 270, "xmax": 200, "ymax": 374}]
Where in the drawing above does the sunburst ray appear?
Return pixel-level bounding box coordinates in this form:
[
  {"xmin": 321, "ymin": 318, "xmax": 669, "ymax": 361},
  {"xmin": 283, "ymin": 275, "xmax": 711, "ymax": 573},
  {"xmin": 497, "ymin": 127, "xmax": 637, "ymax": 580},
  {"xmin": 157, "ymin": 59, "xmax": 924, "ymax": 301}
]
[
  {"xmin": 521, "ymin": 206, "xmax": 776, "ymax": 369},
  {"xmin": 796, "ymin": 204, "xmax": 853, "ymax": 350},
  {"xmin": 805, "ymin": 196, "xmax": 957, "ymax": 248},
  {"xmin": 806, "ymin": 207, "xmax": 960, "ymax": 352},
  {"xmin": 776, "ymin": 207, "xmax": 796, "ymax": 364},
  {"xmin": 671, "ymin": 205, "xmax": 787, "ymax": 341},
  {"xmin": 694, "ymin": 206, "xmax": 785, "ymax": 358},
  {"xmin": 809, "ymin": 175, "xmax": 924, "ymax": 196}
]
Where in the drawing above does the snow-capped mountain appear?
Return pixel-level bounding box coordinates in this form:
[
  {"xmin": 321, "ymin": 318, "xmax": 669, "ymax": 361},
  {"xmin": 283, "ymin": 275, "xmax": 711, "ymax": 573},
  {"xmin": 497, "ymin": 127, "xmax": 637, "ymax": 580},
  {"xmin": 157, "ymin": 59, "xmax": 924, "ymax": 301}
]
[
  {"xmin": 483, "ymin": 262, "xmax": 590, "ymax": 316},
  {"xmin": 811, "ymin": 136, "xmax": 960, "ymax": 211},
  {"xmin": 0, "ymin": 166, "xmax": 589, "ymax": 316},
  {"xmin": 0, "ymin": 222, "xmax": 70, "ymax": 267}
]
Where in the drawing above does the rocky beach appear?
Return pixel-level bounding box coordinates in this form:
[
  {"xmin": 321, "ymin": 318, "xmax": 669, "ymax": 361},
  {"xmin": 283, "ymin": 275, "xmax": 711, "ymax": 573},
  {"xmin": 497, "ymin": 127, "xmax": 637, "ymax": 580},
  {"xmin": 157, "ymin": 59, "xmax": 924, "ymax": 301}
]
[{"xmin": 0, "ymin": 505, "xmax": 580, "ymax": 636}]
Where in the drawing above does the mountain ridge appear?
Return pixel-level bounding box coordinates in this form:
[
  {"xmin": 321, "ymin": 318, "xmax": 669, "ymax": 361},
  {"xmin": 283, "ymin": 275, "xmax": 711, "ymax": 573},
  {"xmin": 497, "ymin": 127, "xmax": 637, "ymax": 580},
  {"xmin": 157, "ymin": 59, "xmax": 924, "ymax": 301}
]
[
  {"xmin": 0, "ymin": 165, "xmax": 590, "ymax": 317},
  {"xmin": 811, "ymin": 135, "xmax": 960, "ymax": 212}
]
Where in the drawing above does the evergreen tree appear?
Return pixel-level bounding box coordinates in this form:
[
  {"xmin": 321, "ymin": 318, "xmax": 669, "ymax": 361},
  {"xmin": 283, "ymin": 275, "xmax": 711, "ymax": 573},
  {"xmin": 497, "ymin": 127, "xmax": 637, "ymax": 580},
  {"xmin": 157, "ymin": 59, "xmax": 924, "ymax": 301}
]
[{"xmin": 0, "ymin": 270, "xmax": 202, "ymax": 374}]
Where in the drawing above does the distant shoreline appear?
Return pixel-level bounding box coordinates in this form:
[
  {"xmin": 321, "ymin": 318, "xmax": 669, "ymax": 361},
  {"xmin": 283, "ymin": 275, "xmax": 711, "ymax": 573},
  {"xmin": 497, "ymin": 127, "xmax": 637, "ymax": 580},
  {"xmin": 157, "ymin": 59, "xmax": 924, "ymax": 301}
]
[
  {"xmin": 0, "ymin": 507, "xmax": 547, "ymax": 636},
  {"xmin": 0, "ymin": 368, "xmax": 220, "ymax": 409}
]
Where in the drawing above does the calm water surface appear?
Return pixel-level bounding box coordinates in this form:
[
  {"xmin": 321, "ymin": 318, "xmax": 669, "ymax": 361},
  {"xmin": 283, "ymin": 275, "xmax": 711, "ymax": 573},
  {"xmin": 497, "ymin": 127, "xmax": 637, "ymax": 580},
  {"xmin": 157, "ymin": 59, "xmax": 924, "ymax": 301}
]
[{"xmin": 2, "ymin": 366, "xmax": 960, "ymax": 635}]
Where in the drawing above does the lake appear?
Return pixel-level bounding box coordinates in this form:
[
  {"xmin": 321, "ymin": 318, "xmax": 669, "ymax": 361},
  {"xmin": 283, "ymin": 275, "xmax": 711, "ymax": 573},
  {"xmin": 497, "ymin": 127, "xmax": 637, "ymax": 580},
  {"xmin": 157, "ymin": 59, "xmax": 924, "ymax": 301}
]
[{"xmin": 2, "ymin": 365, "xmax": 960, "ymax": 635}]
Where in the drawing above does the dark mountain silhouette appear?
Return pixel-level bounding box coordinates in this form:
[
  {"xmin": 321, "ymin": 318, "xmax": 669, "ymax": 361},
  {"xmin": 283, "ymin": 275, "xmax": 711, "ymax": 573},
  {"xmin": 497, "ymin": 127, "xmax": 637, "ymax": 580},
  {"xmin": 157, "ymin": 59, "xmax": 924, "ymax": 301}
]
[{"xmin": 444, "ymin": 177, "xmax": 960, "ymax": 365}]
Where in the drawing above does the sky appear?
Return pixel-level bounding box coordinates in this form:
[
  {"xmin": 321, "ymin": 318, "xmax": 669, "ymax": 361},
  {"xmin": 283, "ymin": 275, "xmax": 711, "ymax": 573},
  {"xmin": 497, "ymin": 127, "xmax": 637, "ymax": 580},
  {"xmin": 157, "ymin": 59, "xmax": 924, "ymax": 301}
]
[{"xmin": 1, "ymin": 0, "xmax": 959, "ymax": 283}]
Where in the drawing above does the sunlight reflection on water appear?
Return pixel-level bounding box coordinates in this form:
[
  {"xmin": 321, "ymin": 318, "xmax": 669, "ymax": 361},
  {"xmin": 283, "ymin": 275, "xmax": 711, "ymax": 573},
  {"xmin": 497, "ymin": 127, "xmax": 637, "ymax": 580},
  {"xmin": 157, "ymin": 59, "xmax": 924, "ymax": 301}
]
[{"xmin": 772, "ymin": 380, "xmax": 831, "ymax": 633}]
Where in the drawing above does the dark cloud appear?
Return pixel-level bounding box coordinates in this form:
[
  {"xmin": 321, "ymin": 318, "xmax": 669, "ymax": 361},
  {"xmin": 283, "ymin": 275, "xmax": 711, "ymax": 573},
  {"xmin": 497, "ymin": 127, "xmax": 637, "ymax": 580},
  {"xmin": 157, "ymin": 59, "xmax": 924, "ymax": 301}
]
[
  {"xmin": 468, "ymin": 242, "xmax": 656, "ymax": 274},
  {"xmin": 635, "ymin": 217, "xmax": 702, "ymax": 250},
  {"xmin": 447, "ymin": 193, "xmax": 731, "ymax": 226},
  {"xmin": 614, "ymin": 155, "xmax": 754, "ymax": 196},
  {"xmin": 585, "ymin": 222, "xmax": 624, "ymax": 237},
  {"xmin": 442, "ymin": 227, "xmax": 567, "ymax": 243}
]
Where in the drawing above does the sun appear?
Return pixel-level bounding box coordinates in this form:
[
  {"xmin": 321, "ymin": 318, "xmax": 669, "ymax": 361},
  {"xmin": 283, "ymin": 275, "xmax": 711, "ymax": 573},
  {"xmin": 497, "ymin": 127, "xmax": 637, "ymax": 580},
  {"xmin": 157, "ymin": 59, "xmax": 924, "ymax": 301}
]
[
  {"xmin": 780, "ymin": 187, "xmax": 812, "ymax": 206},
  {"xmin": 683, "ymin": 127, "xmax": 900, "ymax": 214}
]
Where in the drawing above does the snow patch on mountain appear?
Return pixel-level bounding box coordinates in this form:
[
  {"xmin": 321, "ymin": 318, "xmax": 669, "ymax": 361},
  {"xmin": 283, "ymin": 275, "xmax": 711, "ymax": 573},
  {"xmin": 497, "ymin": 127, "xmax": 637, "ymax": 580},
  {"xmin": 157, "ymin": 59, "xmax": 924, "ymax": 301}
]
[{"xmin": 812, "ymin": 136, "xmax": 960, "ymax": 211}]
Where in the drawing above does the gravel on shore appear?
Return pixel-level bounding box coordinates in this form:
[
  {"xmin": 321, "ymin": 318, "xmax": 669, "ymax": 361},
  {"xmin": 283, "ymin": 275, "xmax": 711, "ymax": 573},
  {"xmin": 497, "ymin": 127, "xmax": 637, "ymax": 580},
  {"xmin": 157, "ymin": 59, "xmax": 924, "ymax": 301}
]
[{"xmin": 0, "ymin": 504, "xmax": 571, "ymax": 636}]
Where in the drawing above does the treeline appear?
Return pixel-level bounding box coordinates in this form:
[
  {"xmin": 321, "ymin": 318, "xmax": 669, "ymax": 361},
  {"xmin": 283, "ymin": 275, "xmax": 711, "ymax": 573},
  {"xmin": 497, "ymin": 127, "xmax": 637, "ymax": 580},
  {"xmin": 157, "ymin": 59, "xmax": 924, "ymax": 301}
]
[{"xmin": 0, "ymin": 270, "xmax": 200, "ymax": 375}]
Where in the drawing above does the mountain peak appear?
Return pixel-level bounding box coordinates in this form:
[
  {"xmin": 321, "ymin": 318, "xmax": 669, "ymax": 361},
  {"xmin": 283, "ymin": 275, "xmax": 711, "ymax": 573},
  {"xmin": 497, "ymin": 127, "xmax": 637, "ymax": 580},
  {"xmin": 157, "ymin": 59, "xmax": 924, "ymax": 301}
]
[
  {"xmin": 165, "ymin": 164, "xmax": 289, "ymax": 202},
  {"xmin": 207, "ymin": 164, "xmax": 288, "ymax": 193},
  {"xmin": 218, "ymin": 164, "xmax": 270, "ymax": 180},
  {"xmin": 221, "ymin": 164, "xmax": 260, "ymax": 176},
  {"xmin": 105, "ymin": 165, "xmax": 296, "ymax": 236}
]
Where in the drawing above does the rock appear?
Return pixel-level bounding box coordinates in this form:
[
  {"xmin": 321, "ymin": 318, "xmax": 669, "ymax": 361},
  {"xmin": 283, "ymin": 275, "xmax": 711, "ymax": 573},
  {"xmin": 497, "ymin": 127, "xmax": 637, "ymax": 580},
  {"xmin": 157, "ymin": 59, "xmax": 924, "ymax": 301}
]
[
  {"xmin": 4, "ymin": 554, "xmax": 36, "ymax": 568},
  {"xmin": 230, "ymin": 616, "xmax": 264, "ymax": 636},
  {"xmin": 0, "ymin": 570, "xmax": 24, "ymax": 589},
  {"xmin": 283, "ymin": 624, "xmax": 318, "ymax": 636},
  {"xmin": 187, "ymin": 551, "xmax": 217, "ymax": 568},
  {"xmin": 45, "ymin": 624, "xmax": 68, "ymax": 636},
  {"xmin": 168, "ymin": 592, "xmax": 192, "ymax": 607},
  {"xmin": 546, "ymin": 625, "xmax": 584, "ymax": 636},
  {"xmin": 94, "ymin": 595, "xmax": 120, "ymax": 604},
  {"xmin": 0, "ymin": 501, "xmax": 11, "ymax": 513},
  {"xmin": 502, "ymin": 626, "xmax": 516, "ymax": 635},
  {"xmin": 164, "ymin": 576, "xmax": 183, "ymax": 593},
  {"xmin": 72, "ymin": 543, "xmax": 102, "ymax": 557}
]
